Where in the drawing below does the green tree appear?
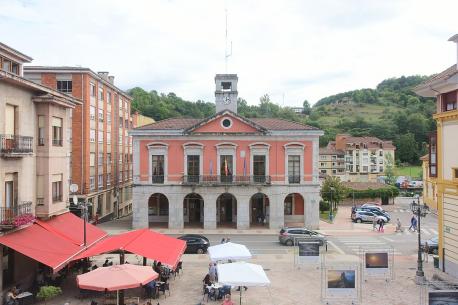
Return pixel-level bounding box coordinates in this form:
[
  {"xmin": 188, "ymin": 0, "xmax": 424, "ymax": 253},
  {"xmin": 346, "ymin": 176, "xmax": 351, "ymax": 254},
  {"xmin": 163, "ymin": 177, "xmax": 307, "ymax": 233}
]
[
  {"xmin": 302, "ymin": 100, "xmax": 311, "ymax": 115},
  {"xmin": 384, "ymin": 153, "xmax": 396, "ymax": 185},
  {"xmin": 395, "ymin": 133, "xmax": 419, "ymax": 164},
  {"xmin": 320, "ymin": 176, "xmax": 348, "ymax": 212}
]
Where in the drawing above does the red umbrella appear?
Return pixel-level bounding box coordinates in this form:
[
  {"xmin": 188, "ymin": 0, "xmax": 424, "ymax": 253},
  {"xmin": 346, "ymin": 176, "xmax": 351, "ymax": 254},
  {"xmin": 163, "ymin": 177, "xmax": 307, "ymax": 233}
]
[{"xmin": 77, "ymin": 264, "xmax": 158, "ymax": 291}]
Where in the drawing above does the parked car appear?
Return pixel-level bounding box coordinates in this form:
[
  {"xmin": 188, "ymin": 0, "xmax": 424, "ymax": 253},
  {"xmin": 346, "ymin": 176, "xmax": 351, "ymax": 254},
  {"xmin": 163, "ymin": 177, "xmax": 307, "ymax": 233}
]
[
  {"xmin": 361, "ymin": 203, "xmax": 384, "ymax": 211},
  {"xmin": 409, "ymin": 181, "xmax": 423, "ymax": 188},
  {"xmin": 178, "ymin": 234, "xmax": 210, "ymax": 254},
  {"xmin": 279, "ymin": 227, "xmax": 327, "ymax": 247},
  {"xmin": 421, "ymin": 236, "xmax": 438, "ymax": 254},
  {"xmin": 352, "ymin": 211, "xmax": 388, "ymax": 223},
  {"xmin": 354, "ymin": 207, "xmax": 391, "ymax": 222}
]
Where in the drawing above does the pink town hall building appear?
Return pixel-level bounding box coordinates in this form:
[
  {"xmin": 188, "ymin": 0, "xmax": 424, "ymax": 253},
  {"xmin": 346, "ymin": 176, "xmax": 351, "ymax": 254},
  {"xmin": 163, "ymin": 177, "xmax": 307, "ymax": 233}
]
[{"xmin": 130, "ymin": 74, "xmax": 323, "ymax": 230}]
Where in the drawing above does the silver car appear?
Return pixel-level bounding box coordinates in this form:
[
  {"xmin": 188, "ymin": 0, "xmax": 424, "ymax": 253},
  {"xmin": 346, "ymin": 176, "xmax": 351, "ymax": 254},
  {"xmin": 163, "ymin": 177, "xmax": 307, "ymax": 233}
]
[
  {"xmin": 279, "ymin": 227, "xmax": 327, "ymax": 246},
  {"xmin": 352, "ymin": 211, "xmax": 388, "ymax": 223}
]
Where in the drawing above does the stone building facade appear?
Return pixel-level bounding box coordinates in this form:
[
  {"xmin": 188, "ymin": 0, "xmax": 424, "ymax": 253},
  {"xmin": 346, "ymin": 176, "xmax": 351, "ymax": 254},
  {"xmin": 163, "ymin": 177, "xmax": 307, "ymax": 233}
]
[{"xmin": 131, "ymin": 74, "xmax": 323, "ymax": 230}]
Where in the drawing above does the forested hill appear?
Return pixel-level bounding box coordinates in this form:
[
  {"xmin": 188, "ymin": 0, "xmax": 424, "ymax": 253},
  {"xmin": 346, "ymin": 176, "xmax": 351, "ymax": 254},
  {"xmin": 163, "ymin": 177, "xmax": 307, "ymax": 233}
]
[{"xmin": 128, "ymin": 75, "xmax": 436, "ymax": 165}]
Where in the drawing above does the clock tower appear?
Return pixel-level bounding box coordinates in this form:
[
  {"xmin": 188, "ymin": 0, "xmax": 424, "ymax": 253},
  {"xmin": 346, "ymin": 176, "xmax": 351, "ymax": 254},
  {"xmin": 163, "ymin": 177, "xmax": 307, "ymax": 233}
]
[{"xmin": 215, "ymin": 74, "xmax": 238, "ymax": 113}]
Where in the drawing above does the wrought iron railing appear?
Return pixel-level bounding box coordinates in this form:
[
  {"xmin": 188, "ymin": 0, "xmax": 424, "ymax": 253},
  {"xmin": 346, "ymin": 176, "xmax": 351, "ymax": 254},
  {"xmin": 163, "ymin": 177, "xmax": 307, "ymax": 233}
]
[
  {"xmin": 288, "ymin": 175, "xmax": 301, "ymax": 184},
  {"xmin": 52, "ymin": 139, "xmax": 63, "ymax": 146},
  {"xmin": 0, "ymin": 201, "xmax": 33, "ymax": 226},
  {"xmin": 151, "ymin": 175, "xmax": 165, "ymax": 184},
  {"xmin": 0, "ymin": 134, "xmax": 33, "ymax": 155},
  {"xmin": 182, "ymin": 175, "xmax": 272, "ymax": 185}
]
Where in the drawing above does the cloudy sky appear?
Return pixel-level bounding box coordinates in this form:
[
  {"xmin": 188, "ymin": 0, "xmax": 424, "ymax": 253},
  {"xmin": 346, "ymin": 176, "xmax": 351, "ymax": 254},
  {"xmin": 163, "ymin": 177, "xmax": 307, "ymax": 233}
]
[{"xmin": 1, "ymin": 0, "xmax": 457, "ymax": 106}]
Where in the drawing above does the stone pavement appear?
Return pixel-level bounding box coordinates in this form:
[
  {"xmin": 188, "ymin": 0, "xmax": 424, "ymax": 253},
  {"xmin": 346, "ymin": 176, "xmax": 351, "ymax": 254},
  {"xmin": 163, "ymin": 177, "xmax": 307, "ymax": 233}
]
[{"xmin": 35, "ymin": 251, "xmax": 432, "ymax": 305}]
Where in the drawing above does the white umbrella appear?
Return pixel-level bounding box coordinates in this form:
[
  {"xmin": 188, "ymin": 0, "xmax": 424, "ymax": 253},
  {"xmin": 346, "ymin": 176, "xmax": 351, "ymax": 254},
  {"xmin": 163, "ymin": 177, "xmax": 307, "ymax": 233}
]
[
  {"xmin": 217, "ymin": 261, "xmax": 271, "ymax": 305},
  {"xmin": 208, "ymin": 242, "xmax": 252, "ymax": 262}
]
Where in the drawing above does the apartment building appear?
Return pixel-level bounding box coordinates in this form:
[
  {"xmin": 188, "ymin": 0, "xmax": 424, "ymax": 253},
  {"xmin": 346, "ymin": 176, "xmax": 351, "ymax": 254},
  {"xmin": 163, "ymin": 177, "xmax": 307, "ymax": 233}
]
[
  {"xmin": 318, "ymin": 147, "xmax": 345, "ymax": 180},
  {"xmin": 322, "ymin": 134, "xmax": 395, "ymax": 182},
  {"xmin": 0, "ymin": 42, "xmax": 80, "ymax": 291},
  {"xmin": 131, "ymin": 74, "xmax": 323, "ymax": 230},
  {"xmin": 132, "ymin": 111, "xmax": 155, "ymax": 128},
  {"xmin": 24, "ymin": 67, "xmax": 134, "ymax": 221},
  {"xmin": 414, "ymin": 34, "xmax": 458, "ymax": 277}
]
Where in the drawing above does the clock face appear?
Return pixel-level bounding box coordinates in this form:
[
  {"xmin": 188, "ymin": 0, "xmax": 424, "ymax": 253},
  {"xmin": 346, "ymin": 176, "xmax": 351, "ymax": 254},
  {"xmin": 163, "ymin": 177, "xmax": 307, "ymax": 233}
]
[{"xmin": 223, "ymin": 96, "xmax": 231, "ymax": 105}]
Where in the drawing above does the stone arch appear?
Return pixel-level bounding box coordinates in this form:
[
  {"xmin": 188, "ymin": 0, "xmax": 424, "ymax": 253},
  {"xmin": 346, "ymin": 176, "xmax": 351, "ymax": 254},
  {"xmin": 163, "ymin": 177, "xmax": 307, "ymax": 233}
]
[
  {"xmin": 216, "ymin": 193, "xmax": 237, "ymax": 228},
  {"xmin": 284, "ymin": 193, "xmax": 305, "ymax": 226},
  {"xmin": 249, "ymin": 193, "xmax": 269, "ymax": 227},
  {"xmin": 148, "ymin": 193, "xmax": 169, "ymax": 227},
  {"xmin": 183, "ymin": 193, "xmax": 204, "ymax": 228}
]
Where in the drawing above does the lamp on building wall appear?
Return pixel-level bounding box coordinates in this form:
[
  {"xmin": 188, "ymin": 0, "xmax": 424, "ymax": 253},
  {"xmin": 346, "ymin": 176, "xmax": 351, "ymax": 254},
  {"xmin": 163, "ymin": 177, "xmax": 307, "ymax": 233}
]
[{"xmin": 410, "ymin": 194, "xmax": 430, "ymax": 283}]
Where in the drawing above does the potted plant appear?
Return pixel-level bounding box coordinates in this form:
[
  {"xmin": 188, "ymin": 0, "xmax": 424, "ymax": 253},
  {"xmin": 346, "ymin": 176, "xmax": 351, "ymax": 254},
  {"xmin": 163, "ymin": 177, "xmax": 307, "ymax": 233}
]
[{"xmin": 37, "ymin": 286, "xmax": 62, "ymax": 305}]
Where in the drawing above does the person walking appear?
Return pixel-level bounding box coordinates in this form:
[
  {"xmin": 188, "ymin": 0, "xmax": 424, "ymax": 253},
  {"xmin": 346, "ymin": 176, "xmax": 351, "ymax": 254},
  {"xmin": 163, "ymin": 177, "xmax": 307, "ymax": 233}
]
[
  {"xmin": 412, "ymin": 216, "xmax": 418, "ymax": 232},
  {"xmin": 409, "ymin": 215, "xmax": 417, "ymax": 232},
  {"xmin": 379, "ymin": 218, "xmax": 385, "ymax": 233},
  {"xmin": 221, "ymin": 238, "xmax": 226, "ymax": 244},
  {"xmin": 395, "ymin": 218, "xmax": 403, "ymax": 232},
  {"xmin": 424, "ymin": 242, "xmax": 430, "ymax": 263}
]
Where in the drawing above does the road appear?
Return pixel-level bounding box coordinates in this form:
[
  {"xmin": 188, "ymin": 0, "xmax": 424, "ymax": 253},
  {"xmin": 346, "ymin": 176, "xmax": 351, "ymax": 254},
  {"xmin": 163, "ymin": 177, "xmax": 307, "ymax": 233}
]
[{"xmin": 172, "ymin": 200, "xmax": 438, "ymax": 257}]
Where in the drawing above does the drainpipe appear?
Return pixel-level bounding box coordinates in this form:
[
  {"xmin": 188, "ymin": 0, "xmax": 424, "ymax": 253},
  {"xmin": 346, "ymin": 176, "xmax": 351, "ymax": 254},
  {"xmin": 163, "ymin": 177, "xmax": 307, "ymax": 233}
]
[{"xmin": 81, "ymin": 73, "xmax": 84, "ymax": 196}]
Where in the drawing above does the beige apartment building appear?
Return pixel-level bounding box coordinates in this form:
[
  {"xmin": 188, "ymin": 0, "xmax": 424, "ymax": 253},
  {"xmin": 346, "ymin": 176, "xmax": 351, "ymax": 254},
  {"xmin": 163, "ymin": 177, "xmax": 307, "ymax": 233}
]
[
  {"xmin": 414, "ymin": 34, "xmax": 458, "ymax": 277},
  {"xmin": 24, "ymin": 66, "xmax": 134, "ymax": 221},
  {"xmin": 0, "ymin": 42, "xmax": 80, "ymax": 290},
  {"xmin": 321, "ymin": 134, "xmax": 395, "ymax": 182}
]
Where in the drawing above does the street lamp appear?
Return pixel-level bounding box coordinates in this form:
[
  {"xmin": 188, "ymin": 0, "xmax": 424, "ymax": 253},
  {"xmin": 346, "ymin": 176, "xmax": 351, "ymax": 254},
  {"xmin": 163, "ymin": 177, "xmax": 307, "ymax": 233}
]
[
  {"xmin": 410, "ymin": 194, "xmax": 430, "ymax": 283},
  {"xmin": 329, "ymin": 187, "xmax": 335, "ymax": 222},
  {"xmin": 70, "ymin": 183, "xmax": 89, "ymax": 247}
]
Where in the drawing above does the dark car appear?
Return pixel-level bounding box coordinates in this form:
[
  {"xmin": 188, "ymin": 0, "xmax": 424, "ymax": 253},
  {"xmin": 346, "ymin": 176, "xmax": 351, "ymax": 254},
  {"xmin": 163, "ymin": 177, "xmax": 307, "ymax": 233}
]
[
  {"xmin": 421, "ymin": 236, "xmax": 438, "ymax": 254},
  {"xmin": 178, "ymin": 234, "xmax": 210, "ymax": 254}
]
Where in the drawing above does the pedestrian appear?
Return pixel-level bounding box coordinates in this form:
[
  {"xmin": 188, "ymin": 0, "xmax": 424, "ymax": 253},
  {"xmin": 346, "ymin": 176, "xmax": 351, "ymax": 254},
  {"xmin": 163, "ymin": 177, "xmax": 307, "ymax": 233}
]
[
  {"xmin": 424, "ymin": 242, "xmax": 430, "ymax": 262},
  {"xmin": 395, "ymin": 218, "xmax": 403, "ymax": 232},
  {"xmin": 412, "ymin": 216, "xmax": 418, "ymax": 232},
  {"xmin": 409, "ymin": 215, "xmax": 417, "ymax": 231},
  {"xmin": 209, "ymin": 263, "xmax": 217, "ymax": 282},
  {"xmin": 379, "ymin": 218, "xmax": 385, "ymax": 233},
  {"xmin": 221, "ymin": 238, "xmax": 226, "ymax": 244},
  {"xmin": 372, "ymin": 217, "xmax": 377, "ymax": 231}
]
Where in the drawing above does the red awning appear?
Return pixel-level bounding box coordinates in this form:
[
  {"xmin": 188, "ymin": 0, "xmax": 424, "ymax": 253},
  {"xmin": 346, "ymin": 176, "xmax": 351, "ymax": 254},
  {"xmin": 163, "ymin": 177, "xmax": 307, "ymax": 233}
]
[
  {"xmin": 74, "ymin": 228, "xmax": 186, "ymax": 269},
  {"xmin": 0, "ymin": 212, "xmax": 107, "ymax": 272}
]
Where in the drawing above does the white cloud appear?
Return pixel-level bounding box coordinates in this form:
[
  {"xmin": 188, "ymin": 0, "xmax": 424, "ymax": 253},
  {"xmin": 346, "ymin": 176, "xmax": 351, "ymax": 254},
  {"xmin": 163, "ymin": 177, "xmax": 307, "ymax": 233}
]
[{"xmin": 1, "ymin": 0, "xmax": 457, "ymax": 106}]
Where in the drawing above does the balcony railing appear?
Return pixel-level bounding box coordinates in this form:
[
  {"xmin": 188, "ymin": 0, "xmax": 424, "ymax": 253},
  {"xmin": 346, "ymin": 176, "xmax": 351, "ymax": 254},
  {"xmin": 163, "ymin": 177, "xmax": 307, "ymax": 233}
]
[
  {"xmin": 182, "ymin": 175, "xmax": 272, "ymax": 185},
  {"xmin": 0, "ymin": 201, "xmax": 33, "ymax": 228},
  {"xmin": 52, "ymin": 139, "xmax": 63, "ymax": 146},
  {"xmin": 0, "ymin": 134, "xmax": 33, "ymax": 156},
  {"xmin": 288, "ymin": 175, "xmax": 301, "ymax": 184},
  {"xmin": 151, "ymin": 175, "xmax": 165, "ymax": 184}
]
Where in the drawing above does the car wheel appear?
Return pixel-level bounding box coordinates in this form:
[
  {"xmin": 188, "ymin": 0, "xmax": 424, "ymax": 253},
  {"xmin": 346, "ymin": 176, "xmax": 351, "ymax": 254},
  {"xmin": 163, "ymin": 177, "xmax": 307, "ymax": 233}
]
[
  {"xmin": 285, "ymin": 239, "xmax": 294, "ymax": 246},
  {"xmin": 356, "ymin": 219, "xmax": 362, "ymax": 223},
  {"xmin": 197, "ymin": 248, "xmax": 204, "ymax": 254}
]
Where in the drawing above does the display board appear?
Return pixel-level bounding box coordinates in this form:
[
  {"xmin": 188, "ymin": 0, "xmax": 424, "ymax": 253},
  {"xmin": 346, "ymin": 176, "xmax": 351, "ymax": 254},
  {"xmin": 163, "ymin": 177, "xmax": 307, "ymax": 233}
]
[
  {"xmin": 360, "ymin": 247, "xmax": 394, "ymax": 281},
  {"xmin": 420, "ymin": 281, "xmax": 458, "ymax": 305},
  {"xmin": 293, "ymin": 237, "xmax": 323, "ymax": 267},
  {"xmin": 321, "ymin": 262, "xmax": 361, "ymax": 304}
]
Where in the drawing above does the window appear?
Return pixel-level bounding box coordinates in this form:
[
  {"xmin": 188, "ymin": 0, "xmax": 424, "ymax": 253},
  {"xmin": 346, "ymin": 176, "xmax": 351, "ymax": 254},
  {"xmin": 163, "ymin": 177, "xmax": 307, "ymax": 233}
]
[
  {"xmin": 288, "ymin": 155, "xmax": 300, "ymax": 183},
  {"xmin": 98, "ymin": 153, "xmax": 103, "ymax": 166},
  {"xmin": 332, "ymin": 169, "xmax": 337, "ymax": 174},
  {"xmin": 107, "ymin": 92, "xmax": 112, "ymax": 104},
  {"xmin": 90, "ymin": 106, "xmax": 96, "ymax": 120},
  {"xmin": 119, "ymin": 117, "xmax": 123, "ymax": 127},
  {"xmin": 98, "ymin": 87, "xmax": 104, "ymax": 101},
  {"xmin": 220, "ymin": 155, "xmax": 233, "ymax": 182},
  {"xmin": 221, "ymin": 81, "xmax": 232, "ymax": 90},
  {"xmin": 186, "ymin": 155, "xmax": 200, "ymax": 182},
  {"xmin": 90, "ymin": 153, "xmax": 95, "ymax": 167},
  {"xmin": 90, "ymin": 129, "xmax": 96, "ymax": 142},
  {"xmin": 98, "ymin": 174, "xmax": 103, "ymax": 189},
  {"xmin": 98, "ymin": 109, "xmax": 104, "ymax": 122},
  {"xmin": 221, "ymin": 118, "xmax": 232, "ymax": 128},
  {"xmin": 2, "ymin": 59, "xmax": 11, "ymax": 72},
  {"xmin": 321, "ymin": 170, "xmax": 327, "ymax": 174},
  {"xmin": 90, "ymin": 83, "xmax": 96, "ymax": 97},
  {"xmin": 454, "ymin": 168, "xmax": 458, "ymax": 180},
  {"xmin": 57, "ymin": 80, "xmax": 72, "ymax": 93},
  {"xmin": 379, "ymin": 151, "xmax": 383, "ymax": 157},
  {"xmin": 107, "ymin": 153, "xmax": 111, "ymax": 164},
  {"xmin": 443, "ymin": 91, "xmax": 457, "ymax": 112},
  {"xmin": 38, "ymin": 115, "xmax": 45, "ymax": 146},
  {"xmin": 11, "ymin": 63, "xmax": 19, "ymax": 75},
  {"xmin": 52, "ymin": 175, "xmax": 62, "ymax": 202},
  {"xmin": 107, "ymin": 132, "xmax": 111, "ymax": 144},
  {"xmin": 90, "ymin": 176, "xmax": 95, "ymax": 191},
  {"xmin": 151, "ymin": 155, "xmax": 165, "ymax": 183},
  {"xmin": 119, "ymin": 97, "xmax": 123, "ymax": 110},
  {"xmin": 98, "ymin": 131, "xmax": 103, "ymax": 143},
  {"xmin": 119, "ymin": 134, "xmax": 122, "ymax": 144},
  {"xmin": 107, "ymin": 173, "xmax": 112, "ymax": 186},
  {"xmin": 429, "ymin": 133, "xmax": 437, "ymax": 177},
  {"xmin": 253, "ymin": 155, "xmax": 266, "ymax": 182},
  {"xmin": 107, "ymin": 112, "xmax": 111, "ymax": 123},
  {"xmin": 52, "ymin": 117, "xmax": 63, "ymax": 146}
]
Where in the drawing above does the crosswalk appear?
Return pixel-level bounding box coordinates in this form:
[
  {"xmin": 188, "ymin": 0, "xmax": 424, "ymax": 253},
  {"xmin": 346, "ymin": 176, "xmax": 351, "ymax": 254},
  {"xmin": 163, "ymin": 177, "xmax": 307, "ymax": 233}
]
[
  {"xmin": 334, "ymin": 236, "xmax": 404, "ymax": 255},
  {"xmin": 395, "ymin": 227, "xmax": 438, "ymax": 236}
]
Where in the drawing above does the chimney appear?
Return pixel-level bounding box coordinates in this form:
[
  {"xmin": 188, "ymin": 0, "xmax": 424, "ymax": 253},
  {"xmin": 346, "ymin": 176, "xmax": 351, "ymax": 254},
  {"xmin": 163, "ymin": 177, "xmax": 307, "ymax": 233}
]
[
  {"xmin": 97, "ymin": 71, "xmax": 109, "ymax": 80},
  {"xmin": 335, "ymin": 134, "xmax": 349, "ymax": 150},
  {"xmin": 448, "ymin": 34, "xmax": 458, "ymax": 70},
  {"xmin": 108, "ymin": 75, "xmax": 115, "ymax": 85}
]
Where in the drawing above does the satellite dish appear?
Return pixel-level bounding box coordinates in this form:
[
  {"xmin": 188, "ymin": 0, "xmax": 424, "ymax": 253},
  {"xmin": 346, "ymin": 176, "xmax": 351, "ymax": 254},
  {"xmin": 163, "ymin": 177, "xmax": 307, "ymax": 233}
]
[{"xmin": 70, "ymin": 184, "xmax": 78, "ymax": 193}]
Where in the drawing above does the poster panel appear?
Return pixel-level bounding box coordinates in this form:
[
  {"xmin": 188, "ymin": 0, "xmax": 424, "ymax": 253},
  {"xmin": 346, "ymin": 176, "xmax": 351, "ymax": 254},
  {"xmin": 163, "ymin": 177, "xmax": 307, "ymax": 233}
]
[
  {"xmin": 326, "ymin": 269, "xmax": 358, "ymax": 298},
  {"xmin": 428, "ymin": 290, "xmax": 458, "ymax": 305},
  {"xmin": 364, "ymin": 252, "xmax": 389, "ymax": 276},
  {"xmin": 298, "ymin": 242, "xmax": 320, "ymax": 264}
]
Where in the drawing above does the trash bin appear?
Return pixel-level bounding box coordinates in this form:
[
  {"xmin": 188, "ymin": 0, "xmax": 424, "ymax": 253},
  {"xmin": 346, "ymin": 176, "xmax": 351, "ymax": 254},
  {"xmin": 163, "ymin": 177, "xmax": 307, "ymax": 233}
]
[{"xmin": 433, "ymin": 255, "xmax": 439, "ymax": 268}]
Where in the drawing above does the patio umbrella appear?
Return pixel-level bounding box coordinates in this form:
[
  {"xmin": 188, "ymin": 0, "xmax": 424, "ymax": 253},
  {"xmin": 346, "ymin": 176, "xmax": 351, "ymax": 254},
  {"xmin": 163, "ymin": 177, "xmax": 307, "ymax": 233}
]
[
  {"xmin": 217, "ymin": 261, "xmax": 271, "ymax": 305},
  {"xmin": 77, "ymin": 264, "xmax": 158, "ymax": 305},
  {"xmin": 208, "ymin": 242, "xmax": 252, "ymax": 262}
]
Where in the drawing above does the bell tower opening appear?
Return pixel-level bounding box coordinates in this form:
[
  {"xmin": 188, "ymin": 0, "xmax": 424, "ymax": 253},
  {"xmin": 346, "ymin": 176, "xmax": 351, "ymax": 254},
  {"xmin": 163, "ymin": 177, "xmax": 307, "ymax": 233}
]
[{"xmin": 215, "ymin": 74, "xmax": 238, "ymax": 114}]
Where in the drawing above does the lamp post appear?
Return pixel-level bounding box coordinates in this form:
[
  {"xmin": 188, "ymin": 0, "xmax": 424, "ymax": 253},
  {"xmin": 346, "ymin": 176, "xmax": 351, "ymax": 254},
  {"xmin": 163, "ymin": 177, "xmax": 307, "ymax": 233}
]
[
  {"xmin": 329, "ymin": 187, "xmax": 335, "ymax": 222},
  {"xmin": 70, "ymin": 183, "xmax": 87, "ymax": 247},
  {"xmin": 410, "ymin": 194, "xmax": 430, "ymax": 283}
]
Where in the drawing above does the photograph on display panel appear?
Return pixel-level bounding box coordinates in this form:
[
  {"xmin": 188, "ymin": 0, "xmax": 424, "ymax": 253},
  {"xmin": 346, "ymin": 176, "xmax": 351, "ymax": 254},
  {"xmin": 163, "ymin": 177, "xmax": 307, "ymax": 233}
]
[
  {"xmin": 327, "ymin": 270, "xmax": 356, "ymax": 289},
  {"xmin": 365, "ymin": 252, "xmax": 389, "ymax": 269},
  {"xmin": 429, "ymin": 290, "xmax": 458, "ymax": 305},
  {"xmin": 299, "ymin": 242, "xmax": 319, "ymax": 257}
]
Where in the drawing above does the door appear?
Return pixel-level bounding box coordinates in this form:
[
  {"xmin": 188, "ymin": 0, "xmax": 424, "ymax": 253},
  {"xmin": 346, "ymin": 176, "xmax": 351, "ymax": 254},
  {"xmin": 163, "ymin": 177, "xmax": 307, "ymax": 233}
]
[{"xmin": 220, "ymin": 155, "xmax": 233, "ymax": 182}]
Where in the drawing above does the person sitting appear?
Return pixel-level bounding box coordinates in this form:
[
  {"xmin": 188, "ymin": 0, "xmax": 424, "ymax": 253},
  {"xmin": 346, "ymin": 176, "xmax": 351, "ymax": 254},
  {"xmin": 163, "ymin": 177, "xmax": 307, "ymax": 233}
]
[
  {"xmin": 221, "ymin": 294, "xmax": 234, "ymax": 305},
  {"xmin": 145, "ymin": 279, "xmax": 157, "ymax": 299},
  {"xmin": 102, "ymin": 259, "xmax": 110, "ymax": 267},
  {"xmin": 203, "ymin": 274, "xmax": 211, "ymax": 286},
  {"xmin": 5, "ymin": 287, "xmax": 18, "ymax": 305}
]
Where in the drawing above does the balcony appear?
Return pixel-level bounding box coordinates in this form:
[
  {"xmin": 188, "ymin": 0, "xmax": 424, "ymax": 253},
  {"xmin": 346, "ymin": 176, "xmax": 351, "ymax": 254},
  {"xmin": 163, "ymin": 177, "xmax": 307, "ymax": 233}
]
[
  {"xmin": 182, "ymin": 175, "xmax": 272, "ymax": 185},
  {"xmin": 0, "ymin": 201, "xmax": 34, "ymax": 229},
  {"xmin": 0, "ymin": 134, "xmax": 33, "ymax": 157},
  {"xmin": 52, "ymin": 139, "xmax": 63, "ymax": 146},
  {"xmin": 288, "ymin": 175, "xmax": 301, "ymax": 184}
]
